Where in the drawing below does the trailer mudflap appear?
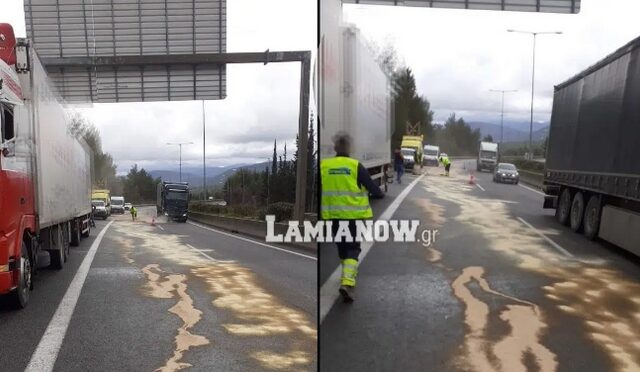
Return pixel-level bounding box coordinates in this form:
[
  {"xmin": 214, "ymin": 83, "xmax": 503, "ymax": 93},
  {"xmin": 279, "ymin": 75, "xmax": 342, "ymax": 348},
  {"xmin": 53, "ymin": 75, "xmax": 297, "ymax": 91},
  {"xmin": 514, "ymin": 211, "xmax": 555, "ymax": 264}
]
[{"xmin": 544, "ymin": 195, "xmax": 558, "ymax": 209}]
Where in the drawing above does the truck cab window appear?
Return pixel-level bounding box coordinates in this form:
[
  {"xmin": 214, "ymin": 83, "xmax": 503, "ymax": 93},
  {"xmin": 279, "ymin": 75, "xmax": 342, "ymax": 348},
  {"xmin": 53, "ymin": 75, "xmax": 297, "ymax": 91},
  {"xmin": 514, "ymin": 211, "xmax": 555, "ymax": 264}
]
[{"xmin": 1, "ymin": 105, "xmax": 15, "ymax": 142}]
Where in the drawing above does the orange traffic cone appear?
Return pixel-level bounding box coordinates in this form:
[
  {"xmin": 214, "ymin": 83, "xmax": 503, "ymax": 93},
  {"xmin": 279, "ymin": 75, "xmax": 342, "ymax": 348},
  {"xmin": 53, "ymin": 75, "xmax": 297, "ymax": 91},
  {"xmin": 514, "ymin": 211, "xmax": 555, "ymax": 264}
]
[{"xmin": 469, "ymin": 174, "xmax": 476, "ymax": 185}]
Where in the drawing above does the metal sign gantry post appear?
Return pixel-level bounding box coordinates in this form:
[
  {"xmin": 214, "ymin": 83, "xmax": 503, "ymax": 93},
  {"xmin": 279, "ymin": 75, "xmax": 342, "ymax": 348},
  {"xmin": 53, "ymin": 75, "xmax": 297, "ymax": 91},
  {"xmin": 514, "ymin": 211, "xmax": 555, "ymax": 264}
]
[{"xmin": 43, "ymin": 50, "xmax": 312, "ymax": 221}]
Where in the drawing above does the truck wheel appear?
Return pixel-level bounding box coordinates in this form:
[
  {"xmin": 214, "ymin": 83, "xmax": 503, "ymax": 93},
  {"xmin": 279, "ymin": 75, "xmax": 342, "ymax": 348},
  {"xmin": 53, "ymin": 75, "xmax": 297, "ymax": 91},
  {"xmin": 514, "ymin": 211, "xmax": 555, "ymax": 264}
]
[
  {"xmin": 583, "ymin": 195, "xmax": 602, "ymax": 240},
  {"xmin": 10, "ymin": 242, "xmax": 32, "ymax": 309},
  {"xmin": 570, "ymin": 192, "xmax": 585, "ymax": 232},
  {"xmin": 50, "ymin": 248, "xmax": 64, "ymax": 270},
  {"xmin": 556, "ymin": 188, "xmax": 572, "ymax": 226},
  {"xmin": 70, "ymin": 219, "xmax": 81, "ymax": 246}
]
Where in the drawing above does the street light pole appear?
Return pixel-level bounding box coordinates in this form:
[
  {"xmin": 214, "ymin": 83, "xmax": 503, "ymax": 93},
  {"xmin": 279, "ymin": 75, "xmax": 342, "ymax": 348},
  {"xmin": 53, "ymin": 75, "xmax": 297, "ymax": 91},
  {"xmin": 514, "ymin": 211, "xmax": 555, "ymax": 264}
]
[
  {"xmin": 202, "ymin": 100, "xmax": 206, "ymax": 200},
  {"xmin": 167, "ymin": 142, "xmax": 194, "ymax": 182},
  {"xmin": 489, "ymin": 89, "xmax": 517, "ymax": 144},
  {"xmin": 507, "ymin": 29, "xmax": 562, "ymax": 159}
]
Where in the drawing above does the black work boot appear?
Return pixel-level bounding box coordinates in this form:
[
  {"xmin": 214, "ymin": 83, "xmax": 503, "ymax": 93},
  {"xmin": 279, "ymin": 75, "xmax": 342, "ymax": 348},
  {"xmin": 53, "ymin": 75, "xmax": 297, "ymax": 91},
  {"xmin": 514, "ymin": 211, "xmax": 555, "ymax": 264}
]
[{"xmin": 339, "ymin": 285, "xmax": 355, "ymax": 303}]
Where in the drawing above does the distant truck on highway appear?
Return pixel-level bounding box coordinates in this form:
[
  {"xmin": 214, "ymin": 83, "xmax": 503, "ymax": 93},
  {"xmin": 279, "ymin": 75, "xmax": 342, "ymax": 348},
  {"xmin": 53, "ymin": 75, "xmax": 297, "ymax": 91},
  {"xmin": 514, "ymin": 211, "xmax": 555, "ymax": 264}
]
[
  {"xmin": 0, "ymin": 24, "xmax": 92, "ymax": 308},
  {"xmin": 92, "ymin": 189, "xmax": 111, "ymax": 216},
  {"xmin": 543, "ymin": 36, "xmax": 640, "ymax": 255},
  {"xmin": 157, "ymin": 181, "xmax": 190, "ymax": 222},
  {"xmin": 423, "ymin": 145, "xmax": 440, "ymax": 166},
  {"xmin": 477, "ymin": 141, "xmax": 499, "ymax": 172},
  {"xmin": 111, "ymin": 196, "xmax": 125, "ymax": 214},
  {"xmin": 319, "ymin": 0, "xmax": 392, "ymax": 191}
]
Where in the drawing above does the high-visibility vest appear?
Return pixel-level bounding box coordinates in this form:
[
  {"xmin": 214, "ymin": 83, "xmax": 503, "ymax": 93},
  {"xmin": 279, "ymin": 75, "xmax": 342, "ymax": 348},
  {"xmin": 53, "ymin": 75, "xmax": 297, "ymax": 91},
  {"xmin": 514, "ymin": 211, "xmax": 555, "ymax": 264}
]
[
  {"xmin": 440, "ymin": 156, "xmax": 450, "ymax": 166},
  {"xmin": 321, "ymin": 156, "xmax": 373, "ymax": 220}
]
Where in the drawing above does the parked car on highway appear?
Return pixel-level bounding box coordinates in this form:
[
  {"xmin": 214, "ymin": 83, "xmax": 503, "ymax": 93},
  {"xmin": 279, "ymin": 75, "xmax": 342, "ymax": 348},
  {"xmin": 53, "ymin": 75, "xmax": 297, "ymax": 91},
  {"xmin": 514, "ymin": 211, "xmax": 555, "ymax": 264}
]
[
  {"xmin": 92, "ymin": 200, "xmax": 109, "ymax": 219},
  {"xmin": 124, "ymin": 203, "xmax": 132, "ymax": 211},
  {"xmin": 493, "ymin": 163, "xmax": 519, "ymax": 184}
]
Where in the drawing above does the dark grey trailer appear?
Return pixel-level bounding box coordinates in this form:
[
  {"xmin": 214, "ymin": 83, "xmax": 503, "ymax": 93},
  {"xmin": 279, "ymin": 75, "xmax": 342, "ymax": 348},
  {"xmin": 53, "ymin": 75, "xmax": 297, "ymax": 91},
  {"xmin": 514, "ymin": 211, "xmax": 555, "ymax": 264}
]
[
  {"xmin": 543, "ymin": 35, "xmax": 640, "ymax": 255},
  {"xmin": 156, "ymin": 181, "xmax": 190, "ymax": 223}
]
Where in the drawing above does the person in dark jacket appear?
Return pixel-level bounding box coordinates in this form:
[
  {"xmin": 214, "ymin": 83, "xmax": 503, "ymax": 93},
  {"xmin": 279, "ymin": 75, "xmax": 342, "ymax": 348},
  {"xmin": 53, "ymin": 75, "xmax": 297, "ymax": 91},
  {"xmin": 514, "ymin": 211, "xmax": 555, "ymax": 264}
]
[
  {"xmin": 90, "ymin": 203, "xmax": 96, "ymax": 227},
  {"xmin": 393, "ymin": 148, "xmax": 404, "ymax": 184}
]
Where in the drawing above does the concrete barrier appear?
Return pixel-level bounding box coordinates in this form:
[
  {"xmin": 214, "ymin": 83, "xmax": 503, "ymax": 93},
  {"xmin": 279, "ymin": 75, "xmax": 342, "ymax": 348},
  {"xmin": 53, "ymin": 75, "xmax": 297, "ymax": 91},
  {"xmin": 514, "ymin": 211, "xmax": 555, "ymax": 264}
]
[
  {"xmin": 187, "ymin": 211, "xmax": 316, "ymax": 252},
  {"xmin": 518, "ymin": 169, "xmax": 544, "ymax": 188}
]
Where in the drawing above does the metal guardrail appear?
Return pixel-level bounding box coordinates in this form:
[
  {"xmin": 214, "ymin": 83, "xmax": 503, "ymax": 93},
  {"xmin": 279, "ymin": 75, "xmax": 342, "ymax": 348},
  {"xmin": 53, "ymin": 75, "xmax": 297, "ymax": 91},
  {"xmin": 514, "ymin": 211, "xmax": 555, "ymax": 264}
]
[{"xmin": 188, "ymin": 211, "xmax": 316, "ymax": 252}]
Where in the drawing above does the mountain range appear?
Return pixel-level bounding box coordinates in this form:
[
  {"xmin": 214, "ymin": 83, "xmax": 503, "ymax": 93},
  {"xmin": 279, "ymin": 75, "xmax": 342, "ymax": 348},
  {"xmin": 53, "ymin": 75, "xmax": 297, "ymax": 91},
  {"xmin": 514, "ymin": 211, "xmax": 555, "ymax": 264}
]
[
  {"xmin": 466, "ymin": 120, "xmax": 549, "ymax": 143},
  {"xmin": 148, "ymin": 162, "xmax": 271, "ymax": 189}
]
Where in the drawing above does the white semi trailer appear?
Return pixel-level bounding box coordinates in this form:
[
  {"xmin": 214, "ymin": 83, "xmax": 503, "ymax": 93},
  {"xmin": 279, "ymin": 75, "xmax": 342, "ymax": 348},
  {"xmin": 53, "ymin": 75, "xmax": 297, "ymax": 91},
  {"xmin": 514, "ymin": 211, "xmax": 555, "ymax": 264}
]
[
  {"xmin": 0, "ymin": 25, "xmax": 92, "ymax": 308},
  {"xmin": 318, "ymin": 0, "xmax": 392, "ymax": 190}
]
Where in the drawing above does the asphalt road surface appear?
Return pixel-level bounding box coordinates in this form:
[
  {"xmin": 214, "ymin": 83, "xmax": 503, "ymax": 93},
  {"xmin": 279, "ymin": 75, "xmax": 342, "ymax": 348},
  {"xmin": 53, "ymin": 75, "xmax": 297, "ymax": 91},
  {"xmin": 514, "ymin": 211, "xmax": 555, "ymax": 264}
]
[
  {"xmin": 1, "ymin": 206, "xmax": 317, "ymax": 371},
  {"xmin": 320, "ymin": 160, "xmax": 640, "ymax": 372}
]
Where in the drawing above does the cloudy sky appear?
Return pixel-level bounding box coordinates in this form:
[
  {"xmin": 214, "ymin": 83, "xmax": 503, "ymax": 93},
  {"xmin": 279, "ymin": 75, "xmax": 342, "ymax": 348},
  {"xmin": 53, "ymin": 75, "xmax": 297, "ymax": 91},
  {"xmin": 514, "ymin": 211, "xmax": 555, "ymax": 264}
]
[
  {"xmin": 342, "ymin": 0, "xmax": 640, "ymax": 125},
  {"xmin": 4, "ymin": 0, "xmax": 316, "ymax": 173}
]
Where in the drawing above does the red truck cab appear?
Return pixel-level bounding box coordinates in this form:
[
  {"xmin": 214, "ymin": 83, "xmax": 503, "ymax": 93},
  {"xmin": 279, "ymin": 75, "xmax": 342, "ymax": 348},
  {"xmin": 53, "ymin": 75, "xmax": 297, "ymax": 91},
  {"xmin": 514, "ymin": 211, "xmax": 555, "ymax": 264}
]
[{"xmin": 1, "ymin": 24, "xmax": 39, "ymax": 308}]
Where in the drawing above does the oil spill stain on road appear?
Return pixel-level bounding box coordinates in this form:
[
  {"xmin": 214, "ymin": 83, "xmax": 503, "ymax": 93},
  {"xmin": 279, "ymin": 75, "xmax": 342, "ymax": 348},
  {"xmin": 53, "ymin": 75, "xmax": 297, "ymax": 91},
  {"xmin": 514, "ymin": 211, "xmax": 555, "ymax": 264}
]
[
  {"xmin": 142, "ymin": 264, "xmax": 209, "ymax": 372},
  {"xmin": 542, "ymin": 268, "xmax": 640, "ymax": 371},
  {"xmin": 452, "ymin": 266, "xmax": 557, "ymax": 372},
  {"xmin": 423, "ymin": 174, "xmax": 640, "ymax": 371},
  {"xmin": 192, "ymin": 264, "xmax": 316, "ymax": 370},
  {"xmin": 112, "ymin": 223, "xmax": 317, "ymax": 371},
  {"xmin": 413, "ymin": 196, "xmax": 446, "ymax": 263}
]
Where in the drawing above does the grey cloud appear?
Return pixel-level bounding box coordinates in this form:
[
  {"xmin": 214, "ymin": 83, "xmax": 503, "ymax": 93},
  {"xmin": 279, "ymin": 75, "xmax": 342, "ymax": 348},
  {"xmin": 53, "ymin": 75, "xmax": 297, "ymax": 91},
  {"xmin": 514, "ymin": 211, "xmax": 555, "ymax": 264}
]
[
  {"xmin": 344, "ymin": 0, "xmax": 640, "ymax": 125},
  {"xmin": 5, "ymin": 0, "xmax": 316, "ymax": 173}
]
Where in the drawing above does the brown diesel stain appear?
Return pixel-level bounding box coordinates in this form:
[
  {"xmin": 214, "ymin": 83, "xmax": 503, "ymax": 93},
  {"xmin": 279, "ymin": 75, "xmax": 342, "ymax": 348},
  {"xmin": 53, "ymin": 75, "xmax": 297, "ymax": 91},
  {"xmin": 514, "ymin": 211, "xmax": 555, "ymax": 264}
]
[
  {"xmin": 423, "ymin": 174, "xmax": 640, "ymax": 371},
  {"xmin": 192, "ymin": 264, "xmax": 316, "ymax": 370},
  {"xmin": 113, "ymin": 223, "xmax": 316, "ymax": 370},
  {"xmin": 142, "ymin": 264, "xmax": 210, "ymax": 372},
  {"xmin": 452, "ymin": 266, "xmax": 557, "ymax": 372},
  {"xmin": 414, "ymin": 196, "xmax": 446, "ymax": 262}
]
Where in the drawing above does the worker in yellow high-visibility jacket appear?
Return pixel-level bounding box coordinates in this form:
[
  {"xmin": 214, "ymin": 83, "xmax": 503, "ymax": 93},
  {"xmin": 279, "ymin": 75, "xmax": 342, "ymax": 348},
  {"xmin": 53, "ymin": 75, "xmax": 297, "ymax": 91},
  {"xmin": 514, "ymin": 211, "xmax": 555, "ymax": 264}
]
[
  {"xmin": 321, "ymin": 132, "xmax": 384, "ymax": 302},
  {"xmin": 439, "ymin": 155, "xmax": 451, "ymax": 176}
]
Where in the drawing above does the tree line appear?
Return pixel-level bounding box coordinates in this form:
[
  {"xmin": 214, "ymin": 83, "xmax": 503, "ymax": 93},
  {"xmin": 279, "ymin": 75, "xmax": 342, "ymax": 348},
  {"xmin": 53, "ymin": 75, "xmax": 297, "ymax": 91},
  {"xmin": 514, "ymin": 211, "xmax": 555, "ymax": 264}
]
[
  {"xmin": 379, "ymin": 45, "xmax": 486, "ymax": 156},
  {"xmin": 222, "ymin": 117, "xmax": 317, "ymax": 213}
]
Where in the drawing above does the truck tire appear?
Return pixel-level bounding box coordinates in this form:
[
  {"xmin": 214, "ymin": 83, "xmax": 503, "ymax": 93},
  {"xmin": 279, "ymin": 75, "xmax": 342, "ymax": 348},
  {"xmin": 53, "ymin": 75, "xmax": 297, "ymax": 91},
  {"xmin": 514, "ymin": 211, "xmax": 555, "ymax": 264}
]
[
  {"xmin": 583, "ymin": 195, "xmax": 602, "ymax": 240},
  {"xmin": 70, "ymin": 219, "xmax": 81, "ymax": 247},
  {"xmin": 570, "ymin": 192, "xmax": 585, "ymax": 232},
  {"xmin": 10, "ymin": 242, "xmax": 32, "ymax": 309},
  {"xmin": 556, "ymin": 188, "xmax": 572, "ymax": 226}
]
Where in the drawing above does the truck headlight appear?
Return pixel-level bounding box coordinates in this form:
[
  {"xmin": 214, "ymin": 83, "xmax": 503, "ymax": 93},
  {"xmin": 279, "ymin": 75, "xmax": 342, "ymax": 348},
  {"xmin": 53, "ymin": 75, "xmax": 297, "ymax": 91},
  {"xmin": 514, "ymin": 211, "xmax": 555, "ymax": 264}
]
[
  {"xmin": 183, "ymin": 213, "xmax": 187, "ymax": 216},
  {"xmin": 502, "ymin": 173, "xmax": 506, "ymax": 177}
]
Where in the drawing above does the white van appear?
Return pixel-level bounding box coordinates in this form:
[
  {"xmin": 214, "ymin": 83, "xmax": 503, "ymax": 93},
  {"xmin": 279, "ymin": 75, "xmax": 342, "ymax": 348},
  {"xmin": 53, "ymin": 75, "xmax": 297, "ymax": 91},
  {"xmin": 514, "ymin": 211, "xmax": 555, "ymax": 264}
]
[
  {"xmin": 111, "ymin": 196, "xmax": 125, "ymax": 214},
  {"xmin": 423, "ymin": 145, "xmax": 440, "ymax": 166}
]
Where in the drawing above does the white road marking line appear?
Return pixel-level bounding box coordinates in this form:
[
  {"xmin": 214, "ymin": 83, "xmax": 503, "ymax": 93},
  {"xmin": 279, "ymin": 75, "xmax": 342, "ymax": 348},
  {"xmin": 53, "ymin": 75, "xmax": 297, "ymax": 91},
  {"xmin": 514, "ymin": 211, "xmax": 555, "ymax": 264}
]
[
  {"xmin": 26, "ymin": 221, "xmax": 114, "ymax": 372},
  {"xmin": 185, "ymin": 243, "xmax": 234, "ymax": 263},
  {"xmin": 476, "ymin": 183, "xmax": 485, "ymax": 191},
  {"xmin": 157, "ymin": 225, "xmax": 165, "ymax": 231},
  {"xmin": 519, "ymin": 183, "xmax": 545, "ymax": 196},
  {"xmin": 320, "ymin": 174, "xmax": 426, "ymax": 323},
  {"xmin": 187, "ymin": 221, "xmax": 316, "ymax": 261},
  {"xmin": 517, "ymin": 217, "xmax": 574, "ymax": 258}
]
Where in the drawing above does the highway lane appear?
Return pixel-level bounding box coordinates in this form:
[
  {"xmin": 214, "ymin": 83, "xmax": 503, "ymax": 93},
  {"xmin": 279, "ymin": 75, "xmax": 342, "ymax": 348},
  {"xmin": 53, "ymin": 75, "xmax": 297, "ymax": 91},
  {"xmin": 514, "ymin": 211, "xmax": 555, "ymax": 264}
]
[
  {"xmin": 320, "ymin": 160, "xmax": 640, "ymax": 372},
  {"xmin": 1, "ymin": 206, "xmax": 317, "ymax": 371}
]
